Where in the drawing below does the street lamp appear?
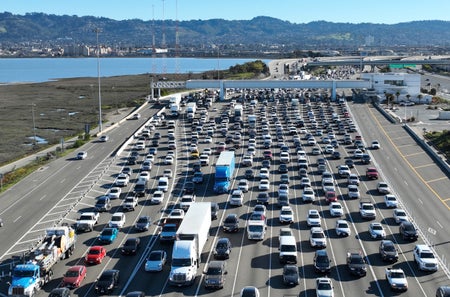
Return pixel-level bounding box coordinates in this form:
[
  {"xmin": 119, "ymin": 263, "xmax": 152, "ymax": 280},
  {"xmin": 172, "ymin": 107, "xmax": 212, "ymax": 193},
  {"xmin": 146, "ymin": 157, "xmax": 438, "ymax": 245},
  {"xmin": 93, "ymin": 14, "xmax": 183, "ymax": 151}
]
[
  {"xmin": 94, "ymin": 28, "xmax": 103, "ymax": 133},
  {"xmin": 31, "ymin": 103, "xmax": 37, "ymax": 145}
]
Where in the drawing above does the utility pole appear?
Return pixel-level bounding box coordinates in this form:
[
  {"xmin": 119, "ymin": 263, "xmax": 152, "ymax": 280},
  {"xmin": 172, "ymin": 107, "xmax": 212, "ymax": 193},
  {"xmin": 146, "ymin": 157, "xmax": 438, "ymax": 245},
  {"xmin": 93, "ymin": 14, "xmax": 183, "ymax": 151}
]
[
  {"xmin": 31, "ymin": 103, "xmax": 37, "ymax": 145},
  {"xmin": 94, "ymin": 28, "xmax": 103, "ymax": 133}
]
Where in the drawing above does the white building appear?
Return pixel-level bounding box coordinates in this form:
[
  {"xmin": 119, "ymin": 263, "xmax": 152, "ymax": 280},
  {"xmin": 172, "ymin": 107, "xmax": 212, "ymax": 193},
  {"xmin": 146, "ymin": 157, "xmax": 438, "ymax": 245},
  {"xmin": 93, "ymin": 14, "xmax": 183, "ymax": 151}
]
[{"xmin": 361, "ymin": 73, "xmax": 432, "ymax": 103}]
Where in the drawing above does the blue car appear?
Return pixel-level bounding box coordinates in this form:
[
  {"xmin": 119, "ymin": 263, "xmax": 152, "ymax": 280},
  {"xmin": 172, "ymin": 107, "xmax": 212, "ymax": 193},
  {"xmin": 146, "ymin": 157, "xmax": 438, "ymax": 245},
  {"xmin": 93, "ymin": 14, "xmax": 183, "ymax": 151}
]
[{"xmin": 98, "ymin": 228, "xmax": 118, "ymax": 244}]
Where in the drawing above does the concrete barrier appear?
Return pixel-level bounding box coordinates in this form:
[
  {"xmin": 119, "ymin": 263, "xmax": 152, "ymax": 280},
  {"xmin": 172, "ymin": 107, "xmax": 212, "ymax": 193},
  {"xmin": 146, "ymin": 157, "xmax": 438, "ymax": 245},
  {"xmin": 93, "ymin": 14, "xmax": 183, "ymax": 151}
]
[{"xmin": 372, "ymin": 102, "xmax": 399, "ymax": 124}]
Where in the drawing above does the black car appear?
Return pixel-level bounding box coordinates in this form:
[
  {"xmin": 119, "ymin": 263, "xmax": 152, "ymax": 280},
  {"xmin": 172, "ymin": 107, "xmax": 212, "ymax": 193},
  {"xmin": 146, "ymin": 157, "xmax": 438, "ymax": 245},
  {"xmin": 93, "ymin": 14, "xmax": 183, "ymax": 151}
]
[
  {"xmin": 211, "ymin": 202, "xmax": 219, "ymax": 220},
  {"xmin": 183, "ymin": 182, "xmax": 196, "ymax": 194},
  {"xmin": 379, "ymin": 240, "xmax": 398, "ymax": 262},
  {"xmin": 95, "ymin": 269, "xmax": 120, "ymax": 295},
  {"xmin": 121, "ymin": 167, "xmax": 132, "ymax": 176},
  {"xmin": 399, "ymin": 221, "xmax": 418, "ymax": 241},
  {"xmin": 278, "ymin": 164, "xmax": 289, "ymax": 173},
  {"xmin": 222, "ymin": 214, "xmax": 239, "ymax": 233},
  {"xmin": 121, "ymin": 238, "xmax": 141, "ymax": 255},
  {"xmin": 127, "ymin": 156, "xmax": 137, "ymax": 165},
  {"xmin": 49, "ymin": 288, "xmax": 71, "ymax": 297},
  {"xmin": 245, "ymin": 169, "xmax": 254, "ymax": 179},
  {"xmin": 95, "ymin": 196, "xmax": 112, "ymax": 212},
  {"xmin": 282, "ymin": 264, "xmax": 299, "ymax": 286},
  {"xmin": 214, "ymin": 237, "xmax": 232, "ymax": 259},
  {"xmin": 261, "ymin": 159, "xmax": 271, "ymax": 169},
  {"xmin": 332, "ymin": 151, "xmax": 341, "ymax": 159},
  {"xmin": 345, "ymin": 158, "xmax": 354, "ymax": 168},
  {"xmin": 134, "ymin": 216, "xmax": 151, "ymax": 232},
  {"xmin": 361, "ymin": 154, "xmax": 371, "ymax": 164},
  {"xmin": 314, "ymin": 249, "xmax": 331, "ymax": 273},
  {"xmin": 347, "ymin": 251, "xmax": 367, "ymax": 277}
]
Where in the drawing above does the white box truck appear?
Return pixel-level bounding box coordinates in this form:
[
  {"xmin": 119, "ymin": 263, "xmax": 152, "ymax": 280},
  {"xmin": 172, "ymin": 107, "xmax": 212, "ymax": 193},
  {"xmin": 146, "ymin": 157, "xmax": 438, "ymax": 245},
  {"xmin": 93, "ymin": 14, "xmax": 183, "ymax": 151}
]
[
  {"xmin": 169, "ymin": 202, "xmax": 211, "ymax": 286},
  {"xmin": 186, "ymin": 102, "xmax": 197, "ymax": 122}
]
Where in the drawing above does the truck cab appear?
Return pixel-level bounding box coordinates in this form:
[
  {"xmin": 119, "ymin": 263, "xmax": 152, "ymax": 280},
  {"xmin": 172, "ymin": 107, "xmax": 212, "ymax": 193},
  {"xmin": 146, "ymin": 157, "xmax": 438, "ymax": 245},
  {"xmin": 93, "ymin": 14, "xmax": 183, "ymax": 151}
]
[{"xmin": 169, "ymin": 241, "xmax": 198, "ymax": 286}]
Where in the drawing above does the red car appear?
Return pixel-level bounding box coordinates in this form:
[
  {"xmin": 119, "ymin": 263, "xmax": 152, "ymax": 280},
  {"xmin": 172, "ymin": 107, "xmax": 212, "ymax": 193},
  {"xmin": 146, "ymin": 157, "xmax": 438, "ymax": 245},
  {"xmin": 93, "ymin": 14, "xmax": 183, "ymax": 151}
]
[
  {"xmin": 325, "ymin": 191, "xmax": 338, "ymax": 203},
  {"xmin": 61, "ymin": 265, "xmax": 87, "ymax": 289},
  {"xmin": 366, "ymin": 167, "xmax": 379, "ymax": 180},
  {"xmin": 263, "ymin": 150, "xmax": 273, "ymax": 160},
  {"xmin": 85, "ymin": 246, "xmax": 107, "ymax": 265}
]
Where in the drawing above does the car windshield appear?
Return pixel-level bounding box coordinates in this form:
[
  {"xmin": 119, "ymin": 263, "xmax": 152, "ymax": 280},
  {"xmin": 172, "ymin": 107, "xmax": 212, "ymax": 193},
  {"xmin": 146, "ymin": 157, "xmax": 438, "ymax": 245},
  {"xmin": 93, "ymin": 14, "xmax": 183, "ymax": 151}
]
[
  {"xmin": 318, "ymin": 283, "xmax": 332, "ymax": 290},
  {"xmin": 350, "ymin": 255, "xmax": 364, "ymax": 264},
  {"xmin": 372, "ymin": 225, "xmax": 383, "ymax": 231},
  {"xmin": 312, "ymin": 232, "xmax": 325, "ymax": 238},
  {"xmin": 316, "ymin": 255, "xmax": 328, "ymax": 263},
  {"xmin": 65, "ymin": 270, "xmax": 79, "ymax": 277},
  {"xmin": 89, "ymin": 249, "xmax": 101, "ymax": 254},
  {"xmin": 137, "ymin": 217, "xmax": 148, "ymax": 224},
  {"xmin": 280, "ymin": 245, "xmax": 296, "ymax": 252},
  {"xmin": 98, "ymin": 274, "xmax": 112, "ymax": 282},
  {"xmin": 391, "ymin": 272, "xmax": 405, "ymax": 278},
  {"xmin": 172, "ymin": 258, "xmax": 192, "ymax": 267},
  {"xmin": 337, "ymin": 223, "xmax": 348, "ymax": 228},
  {"xmin": 102, "ymin": 229, "xmax": 113, "ymax": 235},
  {"xmin": 225, "ymin": 217, "xmax": 236, "ymax": 223},
  {"xmin": 284, "ymin": 266, "xmax": 297, "ymax": 274},
  {"xmin": 148, "ymin": 252, "xmax": 162, "ymax": 261},
  {"xmin": 14, "ymin": 270, "xmax": 35, "ymax": 277},
  {"xmin": 248, "ymin": 225, "xmax": 263, "ymax": 232},
  {"xmin": 420, "ymin": 252, "xmax": 435, "ymax": 259},
  {"xmin": 207, "ymin": 267, "xmax": 222, "ymax": 275},
  {"xmin": 112, "ymin": 216, "xmax": 122, "ymax": 221}
]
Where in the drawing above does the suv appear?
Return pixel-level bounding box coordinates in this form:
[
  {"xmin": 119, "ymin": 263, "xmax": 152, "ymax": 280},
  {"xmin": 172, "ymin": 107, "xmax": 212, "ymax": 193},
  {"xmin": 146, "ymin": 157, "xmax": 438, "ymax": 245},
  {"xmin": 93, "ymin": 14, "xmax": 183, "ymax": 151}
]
[
  {"xmin": 399, "ymin": 221, "xmax": 418, "ymax": 241},
  {"xmin": 95, "ymin": 269, "xmax": 120, "ymax": 294},
  {"xmin": 223, "ymin": 214, "xmax": 239, "ymax": 233},
  {"xmin": 314, "ymin": 249, "xmax": 331, "ymax": 273},
  {"xmin": 414, "ymin": 244, "xmax": 438, "ymax": 272},
  {"xmin": 379, "ymin": 240, "xmax": 398, "ymax": 262},
  {"xmin": 204, "ymin": 261, "xmax": 227, "ymax": 289}
]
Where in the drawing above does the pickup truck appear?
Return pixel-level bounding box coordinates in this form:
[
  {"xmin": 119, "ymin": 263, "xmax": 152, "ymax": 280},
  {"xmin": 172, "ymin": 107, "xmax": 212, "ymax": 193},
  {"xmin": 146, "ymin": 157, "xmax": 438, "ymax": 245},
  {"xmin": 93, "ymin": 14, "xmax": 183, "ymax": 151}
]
[
  {"xmin": 359, "ymin": 199, "xmax": 376, "ymax": 220},
  {"xmin": 385, "ymin": 268, "xmax": 408, "ymax": 291},
  {"xmin": 76, "ymin": 212, "xmax": 99, "ymax": 232}
]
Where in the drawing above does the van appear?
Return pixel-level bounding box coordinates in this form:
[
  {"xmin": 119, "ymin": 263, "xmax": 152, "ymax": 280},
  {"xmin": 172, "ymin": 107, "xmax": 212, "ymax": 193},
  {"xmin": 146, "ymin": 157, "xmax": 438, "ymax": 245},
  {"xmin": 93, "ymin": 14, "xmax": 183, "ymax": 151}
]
[
  {"xmin": 133, "ymin": 179, "xmax": 147, "ymax": 197},
  {"xmin": 158, "ymin": 177, "xmax": 169, "ymax": 192},
  {"xmin": 279, "ymin": 235, "xmax": 297, "ymax": 264}
]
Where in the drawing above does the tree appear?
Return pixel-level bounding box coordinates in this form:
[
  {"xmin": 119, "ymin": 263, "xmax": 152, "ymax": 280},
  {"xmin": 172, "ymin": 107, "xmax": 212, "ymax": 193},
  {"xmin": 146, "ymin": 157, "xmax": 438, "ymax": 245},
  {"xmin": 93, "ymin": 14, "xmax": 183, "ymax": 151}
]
[
  {"xmin": 395, "ymin": 91, "xmax": 401, "ymax": 103},
  {"xmin": 406, "ymin": 94, "xmax": 411, "ymax": 102},
  {"xmin": 417, "ymin": 94, "xmax": 423, "ymax": 104}
]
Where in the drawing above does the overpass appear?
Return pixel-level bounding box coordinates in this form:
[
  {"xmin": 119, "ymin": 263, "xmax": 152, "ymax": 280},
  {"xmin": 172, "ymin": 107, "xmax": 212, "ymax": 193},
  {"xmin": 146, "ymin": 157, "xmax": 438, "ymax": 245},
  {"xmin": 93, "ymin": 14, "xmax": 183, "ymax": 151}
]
[
  {"xmin": 307, "ymin": 58, "xmax": 450, "ymax": 68},
  {"xmin": 184, "ymin": 79, "xmax": 372, "ymax": 100}
]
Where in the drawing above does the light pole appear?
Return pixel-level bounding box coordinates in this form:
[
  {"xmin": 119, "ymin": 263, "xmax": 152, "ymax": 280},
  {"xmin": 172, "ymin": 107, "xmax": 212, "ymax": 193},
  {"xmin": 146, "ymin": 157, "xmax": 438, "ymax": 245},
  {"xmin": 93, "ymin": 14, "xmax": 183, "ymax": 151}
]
[
  {"xmin": 94, "ymin": 28, "xmax": 103, "ymax": 133},
  {"xmin": 31, "ymin": 103, "xmax": 37, "ymax": 145}
]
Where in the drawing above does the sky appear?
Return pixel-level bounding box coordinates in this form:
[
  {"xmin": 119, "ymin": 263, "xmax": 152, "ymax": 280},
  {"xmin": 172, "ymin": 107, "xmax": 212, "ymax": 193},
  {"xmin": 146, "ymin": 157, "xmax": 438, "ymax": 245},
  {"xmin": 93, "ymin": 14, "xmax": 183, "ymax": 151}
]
[{"xmin": 1, "ymin": 0, "xmax": 450, "ymax": 24}]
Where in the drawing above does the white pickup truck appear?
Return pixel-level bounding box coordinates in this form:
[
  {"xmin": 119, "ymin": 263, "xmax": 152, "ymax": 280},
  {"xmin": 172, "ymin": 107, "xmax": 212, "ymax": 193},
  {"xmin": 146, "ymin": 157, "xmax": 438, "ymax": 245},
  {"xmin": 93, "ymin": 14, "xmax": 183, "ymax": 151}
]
[{"xmin": 76, "ymin": 212, "xmax": 99, "ymax": 232}]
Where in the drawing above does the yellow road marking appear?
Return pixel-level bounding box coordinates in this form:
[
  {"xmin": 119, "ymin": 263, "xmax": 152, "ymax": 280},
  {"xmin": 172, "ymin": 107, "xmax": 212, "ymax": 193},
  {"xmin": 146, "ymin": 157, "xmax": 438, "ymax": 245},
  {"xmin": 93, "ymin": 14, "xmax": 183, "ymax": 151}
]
[
  {"xmin": 367, "ymin": 107, "xmax": 450, "ymax": 210},
  {"xmin": 415, "ymin": 163, "xmax": 435, "ymax": 169},
  {"xmin": 427, "ymin": 177, "xmax": 448, "ymax": 183}
]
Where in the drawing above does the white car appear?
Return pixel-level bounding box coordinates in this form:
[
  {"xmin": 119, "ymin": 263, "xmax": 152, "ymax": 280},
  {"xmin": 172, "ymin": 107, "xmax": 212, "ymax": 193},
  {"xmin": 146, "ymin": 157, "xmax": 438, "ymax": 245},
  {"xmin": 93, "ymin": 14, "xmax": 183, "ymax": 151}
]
[
  {"xmin": 347, "ymin": 174, "xmax": 360, "ymax": 185},
  {"xmin": 164, "ymin": 155, "xmax": 174, "ymax": 165},
  {"xmin": 377, "ymin": 182, "xmax": 391, "ymax": 194},
  {"xmin": 310, "ymin": 227, "xmax": 327, "ymax": 248},
  {"xmin": 347, "ymin": 184, "xmax": 360, "ymax": 199},
  {"xmin": 393, "ymin": 209, "xmax": 408, "ymax": 224},
  {"xmin": 369, "ymin": 222, "xmax": 386, "ymax": 239},
  {"xmin": 337, "ymin": 165, "xmax": 350, "ymax": 177},
  {"xmin": 135, "ymin": 141, "xmax": 146, "ymax": 150},
  {"xmin": 163, "ymin": 169, "xmax": 173, "ymax": 179},
  {"xmin": 107, "ymin": 187, "xmax": 121, "ymax": 199},
  {"xmin": 229, "ymin": 189, "xmax": 244, "ymax": 206},
  {"xmin": 307, "ymin": 209, "xmax": 321, "ymax": 227},
  {"xmin": 237, "ymin": 179, "xmax": 249, "ymax": 192},
  {"xmin": 280, "ymin": 152, "xmax": 290, "ymax": 163},
  {"xmin": 115, "ymin": 174, "xmax": 129, "ymax": 187},
  {"xmin": 324, "ymin": 145, "xmax": 334, "ymax": 154},
  {"xmin": 279, "ymin": 206, "xmax": 294, "ymax": 224},
  {"xmin": 258, "ymin": 179, "xmax": 270, "ymax": 191},
  {"xmin": 316, "ymin": 278, "xmax": 334, "ymax": 297},
  {"xmin": 329, "ymin": 202, "xmax": 344, "ymax": 217},
  {"xmin": 108, "ymin": 212, "xmax": 126, "ymax": 229},
  {"xmin": 99, "ymin": 135, "xmax": 109, "ymax": 142},
  {"xmin": 353, "ymin": 149, "xmax": 363, "ymax": 159},
  {"xmin": 151, "ymin": 190, "xmax": 164, "ymax": 204},
  {"xmin": 259, "ymin": 168, "xmax": 270, "ymax": 179},
  {"xmin": 204, "ymin": 136, "xmax": 213, "ymax": 143},
  {"xmin": 188, "ymin": 144, "xmax": 198, "ymax": 152},
  {"xmin": 200, "ymin": 154, "xmax": 210, "ymax": 166},
  {"xmin": 385, "ymin": 268, "xmax": 408, "ymax": 291},
  {"xmin": 253, "ymin": 204, "xmax": 266, "ymax": 216},
  {"xmin": 371, "ymin": 140, "xmax": 381, "ymax": 149},
  {"xmin": 300, "ymin": 177, "xmax": 311, "ymax": 189},
  {"xmin": 278, "ymin": 184, "xmax": 289, "ymax": 196},
  {"xmin": 384, "ymin": 194, "xmax": 398, "ymax": 208},
  {"xmin": 202, "ymin": 148, "xmax": 212, "ymax": 155},
  {"xmin": 335, "ymin": 220, "xmax": 351, "ymax": 237},
  {"xmin": 322, "ymin": 180, "xmax": 335, "ymax": 193},
  {"xmin": 302, "ymin": 187, "xmax": 316, "ymax": 202},
  {"xmin": 76, "ymin": 151, "xmax": 87, "ymax": 160},
  {"xmin": 138, "ymin": 172, "xmax": 150, "ymax": 182}
]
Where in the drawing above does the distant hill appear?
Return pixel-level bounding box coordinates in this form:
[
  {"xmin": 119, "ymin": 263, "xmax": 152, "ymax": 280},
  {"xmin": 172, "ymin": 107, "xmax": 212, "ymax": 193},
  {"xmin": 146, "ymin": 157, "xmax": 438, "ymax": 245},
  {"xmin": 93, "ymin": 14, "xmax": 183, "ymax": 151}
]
[{"xmin": 1, "ymin": 12, "xmax": 450, "ymax": 49}]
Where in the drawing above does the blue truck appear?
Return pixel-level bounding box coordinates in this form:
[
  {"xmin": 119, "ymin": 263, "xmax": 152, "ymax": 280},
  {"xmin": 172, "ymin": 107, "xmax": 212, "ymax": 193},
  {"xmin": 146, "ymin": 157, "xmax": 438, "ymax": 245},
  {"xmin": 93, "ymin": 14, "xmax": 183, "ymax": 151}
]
[{"xmin": 213, "ymin": 151, "xmax": 235, "ymax": 194}]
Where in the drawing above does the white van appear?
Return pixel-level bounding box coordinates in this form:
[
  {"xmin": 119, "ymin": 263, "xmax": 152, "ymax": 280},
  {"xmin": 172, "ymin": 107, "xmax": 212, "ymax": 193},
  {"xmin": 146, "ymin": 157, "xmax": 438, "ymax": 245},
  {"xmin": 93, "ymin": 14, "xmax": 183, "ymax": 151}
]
[
  {"xmin": 158, "ymin": 177, "xmax": 169, "ymax": 192},
  {"xmin": 279, "ymin": 235, "xmax": 297, "ymax": 264}
]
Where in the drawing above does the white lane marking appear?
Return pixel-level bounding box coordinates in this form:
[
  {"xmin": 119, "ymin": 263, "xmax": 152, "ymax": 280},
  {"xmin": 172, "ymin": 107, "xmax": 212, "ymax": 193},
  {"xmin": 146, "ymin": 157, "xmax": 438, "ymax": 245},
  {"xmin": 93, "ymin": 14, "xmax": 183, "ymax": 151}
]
[
  {"xmin": 418, "ymin": 198, "xmax": 423, "ymax": 205},
  {"xmin": 39, "ymin": 194, "xmax": 47, "ymax": 201},
  {"xmin": 60, "ymin": 178, "xmax": 66, "ymax": 183},
  {"xmin": 436, "ymin": 221, "xmax": 443, "ymax": 229},
  {"xmin": 13, "ymin": 216, "xmax": 22, "ymax": 223}
]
